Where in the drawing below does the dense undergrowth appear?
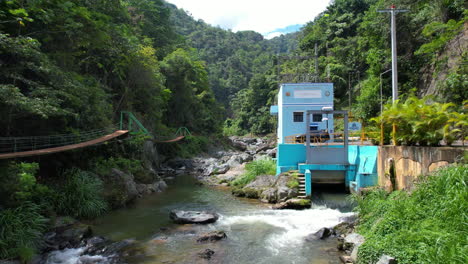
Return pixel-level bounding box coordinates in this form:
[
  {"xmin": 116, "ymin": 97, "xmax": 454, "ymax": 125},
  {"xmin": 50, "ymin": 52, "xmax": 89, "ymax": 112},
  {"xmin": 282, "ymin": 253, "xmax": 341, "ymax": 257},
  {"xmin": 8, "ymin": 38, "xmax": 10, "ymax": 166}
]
[{"xmin": 352, "ymin": 164, "xmax": 468, "ymax": 264}]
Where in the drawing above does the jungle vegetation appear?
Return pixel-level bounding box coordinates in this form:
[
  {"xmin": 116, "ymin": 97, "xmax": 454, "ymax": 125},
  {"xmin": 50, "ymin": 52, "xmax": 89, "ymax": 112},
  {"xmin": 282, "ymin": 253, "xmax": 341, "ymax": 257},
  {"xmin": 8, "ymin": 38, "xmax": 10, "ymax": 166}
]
[{"xmin": 0, "ymin": 0, "xmax": 467, "ymax": 261}]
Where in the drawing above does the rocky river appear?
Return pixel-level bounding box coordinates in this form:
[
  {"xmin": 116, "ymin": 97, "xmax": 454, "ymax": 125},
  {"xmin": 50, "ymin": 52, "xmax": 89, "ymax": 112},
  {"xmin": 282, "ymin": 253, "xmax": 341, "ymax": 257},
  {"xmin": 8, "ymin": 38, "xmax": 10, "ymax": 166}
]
[{"xmin": 31, "ymin": 137, "xmax": 362, "ymax": 264}]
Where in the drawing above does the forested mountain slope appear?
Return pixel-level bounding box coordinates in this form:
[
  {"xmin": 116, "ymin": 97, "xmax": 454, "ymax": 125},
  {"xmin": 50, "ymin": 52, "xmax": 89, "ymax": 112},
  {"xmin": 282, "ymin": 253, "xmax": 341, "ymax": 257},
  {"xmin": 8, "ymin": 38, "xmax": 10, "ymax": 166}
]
[
  {"xmin": 0, "ymin": 0, "xmax": 221, "ymax": 138},
  {"xmin": 168, "ymin": 3, "xmax": 297, "ymax": 109}
]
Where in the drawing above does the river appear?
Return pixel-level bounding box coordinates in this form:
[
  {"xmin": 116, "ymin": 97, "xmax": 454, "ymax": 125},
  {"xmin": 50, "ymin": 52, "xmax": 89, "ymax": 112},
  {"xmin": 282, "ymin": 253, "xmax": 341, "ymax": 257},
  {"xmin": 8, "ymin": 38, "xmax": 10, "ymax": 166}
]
[{"xmin": 46, "ymin": 174, "xmax": 354, "ymax": 264}]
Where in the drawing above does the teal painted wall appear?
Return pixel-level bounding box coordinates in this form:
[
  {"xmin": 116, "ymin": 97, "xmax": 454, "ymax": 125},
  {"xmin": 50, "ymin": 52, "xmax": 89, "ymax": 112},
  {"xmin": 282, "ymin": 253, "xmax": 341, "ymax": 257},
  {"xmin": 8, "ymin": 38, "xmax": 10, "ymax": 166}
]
[{"xmin": 276, "ymin": 144, "xmax": 379, "ymax": 192}]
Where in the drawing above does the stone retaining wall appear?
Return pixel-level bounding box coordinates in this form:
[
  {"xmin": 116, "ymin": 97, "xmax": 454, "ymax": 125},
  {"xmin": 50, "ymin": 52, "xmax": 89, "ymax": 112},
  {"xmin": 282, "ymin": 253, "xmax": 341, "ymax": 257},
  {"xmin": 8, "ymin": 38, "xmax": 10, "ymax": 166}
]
[{"xmin": 377, "ymin": 146, "xmax": 467, "ymax": 190}]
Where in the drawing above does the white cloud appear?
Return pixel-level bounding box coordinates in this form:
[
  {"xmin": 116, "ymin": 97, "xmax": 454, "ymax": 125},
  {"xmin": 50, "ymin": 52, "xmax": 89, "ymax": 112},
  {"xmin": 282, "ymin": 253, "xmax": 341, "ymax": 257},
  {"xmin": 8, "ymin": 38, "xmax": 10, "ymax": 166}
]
[{"xmin": 167, "ymin": 0, "xmax": 330, "ymax": 35}]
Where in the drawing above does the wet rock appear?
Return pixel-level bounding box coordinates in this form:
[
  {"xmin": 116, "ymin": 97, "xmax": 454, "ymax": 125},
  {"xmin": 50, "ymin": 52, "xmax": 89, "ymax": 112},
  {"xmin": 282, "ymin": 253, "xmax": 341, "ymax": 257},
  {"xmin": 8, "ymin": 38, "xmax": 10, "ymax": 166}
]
[
  {"xmin": 260, "ymin": 188, "xmax": 277, "ymax": 203},
  {"xmin": 276, "ymin": 186, "xmax": 290, "ymax": 202},
  {"xmin": 85, "ymin": 236, "xmax": 107, "ymax": 248},
  {"xmin": 273, "ymin": 199, "xmax": 311, "ymax": 210},
  {"xmin": 376, "ymin": 255, "xmax": 397, "ymax": 264},
  {"xmin": 340, "ymin": 255, "xmax": 353, "ymax": 263},
  {"xmin": 339, "ymin": 214, "xmax": 358, "ymax": 225},
  {"xmin": 196, "ymin": 231, "xmax": 227, "ymax": 243},
  {"xmin": 333, "ymin": 222, "xmax": 355, "ymax": 236},
  {"xmin": 169, "ymin": 210, "xmax": 219, "ymax": 224},
  {"xmin": 305, "ymin": 227, "xmax": 332, "ymax": 241},
  {"xmin": 198, "ymin": 248, "xmax": 215, "ymax": 259},
  {"xmin": 43, "ymin": 223, "xmax": 93, "ymax": 251}
]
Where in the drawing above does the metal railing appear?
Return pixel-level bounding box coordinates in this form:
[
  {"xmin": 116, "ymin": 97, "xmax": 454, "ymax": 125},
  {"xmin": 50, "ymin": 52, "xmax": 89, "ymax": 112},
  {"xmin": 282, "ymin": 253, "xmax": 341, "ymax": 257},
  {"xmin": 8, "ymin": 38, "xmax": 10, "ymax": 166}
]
[{"xmin": 284, "ymin": 131, "xmax": 380, "ymax": 145}]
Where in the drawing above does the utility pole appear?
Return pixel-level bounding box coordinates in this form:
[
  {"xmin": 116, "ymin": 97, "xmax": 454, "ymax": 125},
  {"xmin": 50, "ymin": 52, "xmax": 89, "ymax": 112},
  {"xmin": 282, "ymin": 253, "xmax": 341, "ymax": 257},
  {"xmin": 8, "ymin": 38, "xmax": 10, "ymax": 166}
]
[
  {"xmin": 314, "ymin": 43, "xmax": 318, "ymax": 82},
  {"xmin": 378, "ymin": 5, "xmax": 408, "ymax": 103}
]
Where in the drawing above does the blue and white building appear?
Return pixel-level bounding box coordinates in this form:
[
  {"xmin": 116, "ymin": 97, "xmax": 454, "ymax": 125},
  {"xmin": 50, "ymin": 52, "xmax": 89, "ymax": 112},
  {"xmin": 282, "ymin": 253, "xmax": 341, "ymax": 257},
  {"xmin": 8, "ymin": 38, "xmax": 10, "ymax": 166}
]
[{"xmin": 271, "ymin": 83, "xmax": 379, "ymax": 196}]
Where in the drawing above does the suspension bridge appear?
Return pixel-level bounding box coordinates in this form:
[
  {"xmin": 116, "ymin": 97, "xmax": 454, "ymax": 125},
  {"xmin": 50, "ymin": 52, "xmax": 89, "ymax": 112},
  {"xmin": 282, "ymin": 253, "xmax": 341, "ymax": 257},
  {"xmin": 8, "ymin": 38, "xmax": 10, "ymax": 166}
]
[{"xmin": 0, "ymin": 111, "xmax": 190, "ymax": 160}]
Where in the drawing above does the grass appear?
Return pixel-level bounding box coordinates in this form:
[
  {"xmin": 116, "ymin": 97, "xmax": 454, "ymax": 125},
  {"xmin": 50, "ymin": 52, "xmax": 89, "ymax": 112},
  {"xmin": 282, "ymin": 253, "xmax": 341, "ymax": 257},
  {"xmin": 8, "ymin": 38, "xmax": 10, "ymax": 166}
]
[
  {"xmin": 52, "ymin": 168, "xmax": 108, "ymax": 219},
  {"xmin": 231, "ymin": 158, "xmax": 276, "ymax": 187},
  {"xmin": 351, "ymin": 164, "xmax": 468, "ymax": 264},
  {"xmin": 287, "ymin": 171, "xmax": 299, "ymax": 189},
  {"xmin": 0, "ymin": 202, "xmax": 48, "ymax": 261}
]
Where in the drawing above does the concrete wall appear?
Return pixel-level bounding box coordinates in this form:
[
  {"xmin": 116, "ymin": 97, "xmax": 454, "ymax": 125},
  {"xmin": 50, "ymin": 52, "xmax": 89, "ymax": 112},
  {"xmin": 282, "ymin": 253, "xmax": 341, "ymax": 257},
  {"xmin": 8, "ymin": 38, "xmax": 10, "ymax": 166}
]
[{"xmin": 378, "ymin": 146, "xmax": 467, "ymax": 190}]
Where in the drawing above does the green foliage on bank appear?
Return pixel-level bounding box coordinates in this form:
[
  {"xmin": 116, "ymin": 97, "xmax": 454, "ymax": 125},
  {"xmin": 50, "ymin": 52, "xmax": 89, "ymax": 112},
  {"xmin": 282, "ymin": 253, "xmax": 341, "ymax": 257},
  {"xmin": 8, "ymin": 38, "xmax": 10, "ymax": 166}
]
[
  {"xmin": 371, "ymin": 96, "xmax": 467, "ymax": 145},
  {"xmin": 0, "ymin": 202, "xmax": 48, "ymax": 261},
  {"xmin": 0, "ymin": 162, "xmax": 110, "ymax": 260},
  {"xmin": 231, "ymin": 158, "xmax": 276, "ymax": 187},
  {"xmin": 352, "ymin": 164, "xmax": 468, "ymax": 264},
  {"xmin": 52, "ymin": 169, "xmax": 108, "ymax": 219}
]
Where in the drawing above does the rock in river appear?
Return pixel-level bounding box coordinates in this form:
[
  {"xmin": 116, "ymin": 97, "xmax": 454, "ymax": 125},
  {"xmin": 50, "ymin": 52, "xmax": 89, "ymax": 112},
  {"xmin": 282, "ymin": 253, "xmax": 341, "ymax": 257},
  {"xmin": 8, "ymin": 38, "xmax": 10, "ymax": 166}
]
[
  {"xmin": 196, "ymin": 231, "xmax": 227, "ymax": 243},
  {"xmin": 169, "ymin": 210, "xmax": 219, "ymax": 224}
]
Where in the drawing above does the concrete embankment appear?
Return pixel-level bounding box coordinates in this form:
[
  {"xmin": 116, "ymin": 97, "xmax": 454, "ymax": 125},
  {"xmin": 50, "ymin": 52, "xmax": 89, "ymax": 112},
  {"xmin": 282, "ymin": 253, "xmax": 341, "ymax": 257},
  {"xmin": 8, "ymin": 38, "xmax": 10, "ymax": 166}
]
[{"xmin": 378, "ymin": 145, "xmax": 466, "ymax": 190}]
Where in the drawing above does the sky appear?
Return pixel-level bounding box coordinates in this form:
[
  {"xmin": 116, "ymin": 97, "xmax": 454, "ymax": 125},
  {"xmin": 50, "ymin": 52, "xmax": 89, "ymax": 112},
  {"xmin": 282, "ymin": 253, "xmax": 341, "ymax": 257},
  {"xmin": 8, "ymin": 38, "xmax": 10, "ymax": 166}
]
[{"xmin": 166, "ymin": 0, "xmax": 331, "ymax": 39}]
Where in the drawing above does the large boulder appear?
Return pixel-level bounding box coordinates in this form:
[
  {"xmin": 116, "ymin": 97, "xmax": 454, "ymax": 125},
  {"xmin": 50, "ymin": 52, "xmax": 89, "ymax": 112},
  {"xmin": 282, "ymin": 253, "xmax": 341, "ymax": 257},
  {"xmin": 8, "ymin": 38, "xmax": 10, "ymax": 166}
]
[
  {"xmin": 101, "ymin": 169, "xmax": 139, "ymax": 208},
  {"xmin": 169, "ymin": 210, "xmax": 219, "ymax": 224},
  {"xmin": 244, "ymin": 175, "xmax": 276, "ymax": 189}
]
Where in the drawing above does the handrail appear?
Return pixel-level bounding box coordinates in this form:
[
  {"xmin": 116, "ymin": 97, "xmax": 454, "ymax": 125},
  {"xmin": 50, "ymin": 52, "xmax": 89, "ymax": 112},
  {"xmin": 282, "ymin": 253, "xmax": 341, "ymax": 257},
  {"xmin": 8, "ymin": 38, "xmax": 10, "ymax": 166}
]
[
  {"xmin": 284, "ymin": 131, "xmax": 380, "ymax": 145},
  {"xmin": 175, "ymin": 127, "xmax": 191, "ymax": 137},
  {"xmin": 120, "ymin": 111, "xmax": 151, "ymax": 135}
]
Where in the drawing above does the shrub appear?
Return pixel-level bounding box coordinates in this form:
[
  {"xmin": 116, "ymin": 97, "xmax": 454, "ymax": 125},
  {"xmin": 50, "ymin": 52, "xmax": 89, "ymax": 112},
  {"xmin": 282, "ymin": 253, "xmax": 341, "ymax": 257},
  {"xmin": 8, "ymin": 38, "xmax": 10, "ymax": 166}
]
[
  {"xmin": 0, "ymin": 162, "xmax": 52, "ymax": 208},
  {"xmin": 231, "ymin": 158, "xmax": 276, "ymax": 187},
  {"xmin": 53, "ymin": 169, "xmax": 108, "ymax": 219},
  {"xmin": 352, "ymin": 165, "xmax": 468, "ymax": 264},
  {"xmin": 0, "ymin": 202, "xmax": 48, "ymax": 261},
  {"xmin": 372, "ymin": 96, "xmax": 465, "ymax": 146}
]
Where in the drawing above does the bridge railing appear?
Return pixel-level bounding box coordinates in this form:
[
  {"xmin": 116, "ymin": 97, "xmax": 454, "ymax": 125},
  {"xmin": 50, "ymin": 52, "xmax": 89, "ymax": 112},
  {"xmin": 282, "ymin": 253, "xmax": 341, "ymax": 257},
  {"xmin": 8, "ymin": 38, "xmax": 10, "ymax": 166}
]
[{"xmin": 0, "ymin": 127, "xmax": 115, "ymax": 154}]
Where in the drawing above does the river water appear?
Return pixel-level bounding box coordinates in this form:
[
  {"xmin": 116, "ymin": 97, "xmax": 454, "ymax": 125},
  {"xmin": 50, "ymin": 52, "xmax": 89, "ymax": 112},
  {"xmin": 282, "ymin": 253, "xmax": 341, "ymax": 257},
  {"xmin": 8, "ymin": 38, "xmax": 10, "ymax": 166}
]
[{"xmin": 47, "ymin": 174, "xmax": 354, "ymax": 264}]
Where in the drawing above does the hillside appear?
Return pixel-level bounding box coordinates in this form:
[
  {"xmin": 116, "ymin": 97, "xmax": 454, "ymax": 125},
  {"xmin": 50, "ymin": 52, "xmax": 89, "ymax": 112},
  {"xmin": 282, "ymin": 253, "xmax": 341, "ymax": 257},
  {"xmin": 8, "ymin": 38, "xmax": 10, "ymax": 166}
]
[{"xmin": 167, "ymin": 0, "xmax": 466, "ymax": 135}]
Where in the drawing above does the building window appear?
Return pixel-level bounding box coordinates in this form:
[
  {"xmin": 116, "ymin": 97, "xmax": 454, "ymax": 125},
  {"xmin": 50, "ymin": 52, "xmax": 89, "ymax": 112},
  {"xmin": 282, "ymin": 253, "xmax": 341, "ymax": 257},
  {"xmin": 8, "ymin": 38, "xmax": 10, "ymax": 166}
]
[
  {"xmin": 293, "ymin": 112, "xmax": 303, "ymax": 122},
  {"xmin": 313, "ymin": 114, "xmax": 323, "ymax": 122}
]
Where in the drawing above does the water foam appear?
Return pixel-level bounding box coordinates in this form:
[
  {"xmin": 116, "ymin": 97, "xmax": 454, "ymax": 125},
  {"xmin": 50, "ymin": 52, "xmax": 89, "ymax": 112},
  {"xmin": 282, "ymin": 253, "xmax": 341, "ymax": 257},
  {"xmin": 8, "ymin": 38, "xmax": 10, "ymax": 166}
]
[
  {"xmin": 45, "ymin": 247, "xmax": 108, "ymax": 264},
  {"xmin": 216, "ymin": 207, "xmax": 354, "ymax": 254}
]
